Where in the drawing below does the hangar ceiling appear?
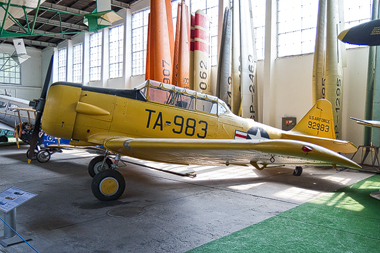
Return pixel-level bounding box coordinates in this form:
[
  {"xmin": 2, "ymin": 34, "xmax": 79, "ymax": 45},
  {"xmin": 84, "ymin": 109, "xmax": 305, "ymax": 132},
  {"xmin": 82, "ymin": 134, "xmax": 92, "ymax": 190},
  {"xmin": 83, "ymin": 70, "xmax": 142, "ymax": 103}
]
[{"xmin": 0, "ymin": 0, "xmax": 139, "ymax": 49}]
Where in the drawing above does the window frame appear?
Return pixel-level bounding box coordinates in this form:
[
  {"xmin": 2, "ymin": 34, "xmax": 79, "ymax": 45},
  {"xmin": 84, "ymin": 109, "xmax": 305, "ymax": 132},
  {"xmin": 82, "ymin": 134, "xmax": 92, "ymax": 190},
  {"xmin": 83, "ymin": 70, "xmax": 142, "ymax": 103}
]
[
  {"xmin": 58, "ymin": 47, "xmax": 67, "ymax": 82},
  {"xmin": 89, "ymin": 31, "xmax": 103, "ymax": 81},
  {"xmin": 73, "ymin": 43, "xmax": 83, "ymax": 83},
  {"xmin": 131, "ymin": 9, "xmax": 150, "ymax": 76},
  {"xmin": 109, "ymin": 24, "xmax": 124, "ymax": 78},
  {"xmin": 0, "ymin": 53, "xmax": 21, "ymax": 84}
]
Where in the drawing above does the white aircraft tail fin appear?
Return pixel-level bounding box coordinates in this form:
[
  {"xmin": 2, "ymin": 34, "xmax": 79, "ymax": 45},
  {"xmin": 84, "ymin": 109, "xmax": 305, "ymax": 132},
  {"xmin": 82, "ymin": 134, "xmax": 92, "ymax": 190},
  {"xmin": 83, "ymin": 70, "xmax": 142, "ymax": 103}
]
[{"xmin": 12, "ymin": 39, "xmax": 31, "ymax": 64}]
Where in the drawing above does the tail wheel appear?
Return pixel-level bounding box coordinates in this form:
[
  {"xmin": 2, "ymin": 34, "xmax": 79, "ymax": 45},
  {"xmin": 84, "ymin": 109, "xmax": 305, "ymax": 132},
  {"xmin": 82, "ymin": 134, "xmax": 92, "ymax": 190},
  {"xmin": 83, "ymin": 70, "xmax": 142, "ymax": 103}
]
[
  {"xmin": 88, "ymin": 156, "xmax": 112, "ymax": 178},
  {"xmin": 293, "ymin": 166, "xmax": 303, "ymax": 176},
  {"xmin": 37, "ymin": 150, "xmax": 51, "ymax": 163},
  {"xmin": 92, "ymin": 170, "xmax": 125, "ymax": 201}
]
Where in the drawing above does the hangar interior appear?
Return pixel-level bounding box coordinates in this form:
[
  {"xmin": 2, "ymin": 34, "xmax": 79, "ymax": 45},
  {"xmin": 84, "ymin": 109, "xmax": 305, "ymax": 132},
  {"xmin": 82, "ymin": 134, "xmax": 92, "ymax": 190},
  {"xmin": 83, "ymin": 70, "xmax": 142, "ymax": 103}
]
[
  {"xmin": 0, "ymin": 0, "xmax": 372, "ymax": 149},
  {"xmin": 1, "ymin": 0, "xmax": 380, "ymax": 252}
]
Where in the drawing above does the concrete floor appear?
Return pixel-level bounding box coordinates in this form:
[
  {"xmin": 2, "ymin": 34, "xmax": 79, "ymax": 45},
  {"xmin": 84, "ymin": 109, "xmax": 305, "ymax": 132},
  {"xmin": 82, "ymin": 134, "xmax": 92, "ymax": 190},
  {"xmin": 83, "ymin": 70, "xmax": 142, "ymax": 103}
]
[{"xmin": 0, "ymin": 145, "xmax": 374, "ymax": 253}]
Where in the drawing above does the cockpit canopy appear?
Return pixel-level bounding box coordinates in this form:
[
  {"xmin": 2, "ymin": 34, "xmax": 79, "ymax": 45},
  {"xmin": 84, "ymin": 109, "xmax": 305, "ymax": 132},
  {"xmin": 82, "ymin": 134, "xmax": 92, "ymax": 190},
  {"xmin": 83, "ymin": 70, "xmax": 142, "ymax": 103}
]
[{"xmin": 135, "ymin": 80, "xmax": 230, "ymax": 116}]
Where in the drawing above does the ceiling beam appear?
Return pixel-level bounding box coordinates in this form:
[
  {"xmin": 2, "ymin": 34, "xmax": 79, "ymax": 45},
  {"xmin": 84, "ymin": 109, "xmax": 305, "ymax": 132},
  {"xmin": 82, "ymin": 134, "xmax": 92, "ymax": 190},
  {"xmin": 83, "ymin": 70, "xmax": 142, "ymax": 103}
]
[
  {"xmin": 40, "ymin": 2, "xmax": 90, "ymax": 15},
  {"xmin": 0, "ymin": 37, "xmax": 56, "ymax": 48},
  {"xmin": 90, "ymin": 0, "xmax": 130, "ymax": 9},
  {"xmin": 6, "ymin": 26, "xmax": 72, "ymax": 39},
  {"xmin": 18, "ymin": 15, "xmax": 88, "ymax": 31},
  {"xmin": 110, "ymin": 0, "xmax": 130, "ymax": 8}
]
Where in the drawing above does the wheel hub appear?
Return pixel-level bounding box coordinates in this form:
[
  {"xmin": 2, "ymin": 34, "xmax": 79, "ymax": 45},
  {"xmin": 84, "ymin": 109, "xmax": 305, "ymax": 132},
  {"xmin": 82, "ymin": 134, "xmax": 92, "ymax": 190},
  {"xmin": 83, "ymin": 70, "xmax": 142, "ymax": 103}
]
[{"xmin": 99, "ymin": 177, "xmax": 119, "ymax": 196}]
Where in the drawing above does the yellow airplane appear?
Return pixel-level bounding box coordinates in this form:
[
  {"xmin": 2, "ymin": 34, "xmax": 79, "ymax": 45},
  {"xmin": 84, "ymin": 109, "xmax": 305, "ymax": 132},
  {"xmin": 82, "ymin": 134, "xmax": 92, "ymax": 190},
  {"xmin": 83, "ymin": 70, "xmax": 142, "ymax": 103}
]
[{"xmin": 27, "ymin": 77, "xmax": 360, "ymax": 201}]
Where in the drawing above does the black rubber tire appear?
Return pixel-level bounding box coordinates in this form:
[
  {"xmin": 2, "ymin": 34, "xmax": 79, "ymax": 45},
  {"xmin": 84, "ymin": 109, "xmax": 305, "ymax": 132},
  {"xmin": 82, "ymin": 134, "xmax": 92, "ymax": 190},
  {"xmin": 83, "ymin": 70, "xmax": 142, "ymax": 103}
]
[
  {"xmin": 26, "ymin": 149, "xmax": 37, "ymax": 160},
  {"xmin": 36, "ymin": 150, "xmax": 51, "ymax": 163},
  {"xmin": 293, "ymin": 166, "xmax": 303, "ymax": 176},
  {"xmin": 88, "ymin": 156, "xmax": 112, "ymax": 178},
  {"xmin": 91, "ymin": 170, "xmax": 125, "ymax": 201}
]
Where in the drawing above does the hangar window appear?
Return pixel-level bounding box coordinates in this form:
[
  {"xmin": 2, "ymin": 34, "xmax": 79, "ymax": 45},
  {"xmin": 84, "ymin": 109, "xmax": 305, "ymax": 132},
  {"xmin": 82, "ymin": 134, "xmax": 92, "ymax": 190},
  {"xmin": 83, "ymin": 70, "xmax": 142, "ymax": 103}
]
[
  {"xmin": 90, "ymin": 31, "xmax": 103, "ymax": 81},
  {"xmin": 0, "ymin": 53, "xmax": 21, "ymax": 84},
  {"xmin": 251, "ymin": 0, "xmax": 266, "ymax": 60},
  {"xmin": 58, "ymin": 48, "xmax": 67, "ymax": 81},
  {"xmin": 73, "ymin": 43, "xmax": 83, "ymax": 83},
  {"xmin": 277, "ymin": 0, "xmax": 318, "ymax": 57},
  {"xmin": 131, "ymin": 9, "xmax": 150, "ymax": 76},
  {"xmin": 277, "ymin": 0, "xmax": 372, "ymax": 57},
  {"xmin": 109, "ymin": 25, "xmax": 124, "ymax": 78}
]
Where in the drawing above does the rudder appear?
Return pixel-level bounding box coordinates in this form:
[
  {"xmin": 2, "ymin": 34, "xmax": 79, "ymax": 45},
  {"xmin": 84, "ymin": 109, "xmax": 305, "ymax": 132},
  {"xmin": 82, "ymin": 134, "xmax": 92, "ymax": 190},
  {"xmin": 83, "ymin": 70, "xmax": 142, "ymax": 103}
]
[{"xmin": 291, "ymin": 99, "xmax": 336, "ymax": 139}]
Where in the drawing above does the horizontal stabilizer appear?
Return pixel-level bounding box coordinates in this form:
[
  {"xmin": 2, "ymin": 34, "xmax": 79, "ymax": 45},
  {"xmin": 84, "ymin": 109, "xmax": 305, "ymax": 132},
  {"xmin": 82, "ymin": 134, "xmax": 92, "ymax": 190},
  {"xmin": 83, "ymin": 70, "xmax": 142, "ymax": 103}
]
[
  {"xmin": 281, "ymin": 132, "xmax": 357, "ymax": 153},
  {"xmin": 350, "ymin": 117, "xmax": 380, "ymax": 128}
]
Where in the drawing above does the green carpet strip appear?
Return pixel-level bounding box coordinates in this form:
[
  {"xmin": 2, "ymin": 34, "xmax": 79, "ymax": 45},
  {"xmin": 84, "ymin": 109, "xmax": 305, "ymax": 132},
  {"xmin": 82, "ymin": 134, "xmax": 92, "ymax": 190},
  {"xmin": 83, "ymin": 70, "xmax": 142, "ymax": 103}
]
[{"xmin": 190, "ymin": 174, "xmax": 380, "ymax": 252}]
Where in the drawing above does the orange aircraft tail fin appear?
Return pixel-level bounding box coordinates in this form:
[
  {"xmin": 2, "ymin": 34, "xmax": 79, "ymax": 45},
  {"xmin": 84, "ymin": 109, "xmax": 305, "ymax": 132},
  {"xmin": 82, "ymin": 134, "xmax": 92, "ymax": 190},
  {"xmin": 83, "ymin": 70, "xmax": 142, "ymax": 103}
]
[{"xmin": 145, "ymin": 0, "xmax": 174, "ymax": 84}]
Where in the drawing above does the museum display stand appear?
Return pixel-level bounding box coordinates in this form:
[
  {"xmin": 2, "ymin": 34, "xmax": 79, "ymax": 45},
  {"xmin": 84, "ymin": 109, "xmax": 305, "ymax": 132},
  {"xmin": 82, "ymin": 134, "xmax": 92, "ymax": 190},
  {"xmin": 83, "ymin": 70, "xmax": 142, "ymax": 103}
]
[
  {"xmin": 351, "ymin": 145, "xmax": 380, "ymax": 172},
  {"xmin": 0, "ymin": 187, "xmax": 36, "ymax": 247}
]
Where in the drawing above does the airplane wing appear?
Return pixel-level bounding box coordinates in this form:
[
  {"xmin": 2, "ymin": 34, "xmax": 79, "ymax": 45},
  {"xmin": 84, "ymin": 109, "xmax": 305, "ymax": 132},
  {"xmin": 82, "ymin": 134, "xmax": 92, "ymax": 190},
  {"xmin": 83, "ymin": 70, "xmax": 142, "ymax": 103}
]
[
  {"xmin": 338, "ymin": 19, "xmax": 380, "ymax": 46},
  {"xmin": 91, "ymin": 137, "xmax": 361, "ymax": 169},
  {"xmin": 0, "ymin": 121, "xmax": 13, "ymax": 131},
  {"xmin": 350, "ymin": 117, "xmax": 380, "ymax": 128}
]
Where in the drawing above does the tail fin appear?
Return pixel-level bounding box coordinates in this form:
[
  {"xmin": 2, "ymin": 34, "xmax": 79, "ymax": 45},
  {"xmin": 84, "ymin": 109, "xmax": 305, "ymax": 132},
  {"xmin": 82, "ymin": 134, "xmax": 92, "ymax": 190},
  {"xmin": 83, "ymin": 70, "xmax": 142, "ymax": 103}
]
[{"xmin": 291, "ymin": 99, "xmax": 335, "ymax": 139}]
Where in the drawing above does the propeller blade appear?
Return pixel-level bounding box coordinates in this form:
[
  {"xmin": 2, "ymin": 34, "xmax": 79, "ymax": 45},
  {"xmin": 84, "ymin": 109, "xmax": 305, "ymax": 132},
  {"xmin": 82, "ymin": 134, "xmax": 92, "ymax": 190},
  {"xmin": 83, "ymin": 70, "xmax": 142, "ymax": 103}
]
[{"xmin": 27, "ymin": 54, "xmax": 54, "ymax": 162}]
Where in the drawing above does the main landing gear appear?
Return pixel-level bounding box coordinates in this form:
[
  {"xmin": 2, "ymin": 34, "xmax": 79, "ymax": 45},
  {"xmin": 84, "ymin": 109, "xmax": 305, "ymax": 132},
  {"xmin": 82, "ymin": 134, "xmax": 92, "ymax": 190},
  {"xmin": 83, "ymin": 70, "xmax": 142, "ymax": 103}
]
[
  {"xmin": 293, "ymin": 166, "xmax": 303, "ymax": 176},
  {"xmin": 88, "ymin": 152, "xmax": 127, "ymax": 201}
]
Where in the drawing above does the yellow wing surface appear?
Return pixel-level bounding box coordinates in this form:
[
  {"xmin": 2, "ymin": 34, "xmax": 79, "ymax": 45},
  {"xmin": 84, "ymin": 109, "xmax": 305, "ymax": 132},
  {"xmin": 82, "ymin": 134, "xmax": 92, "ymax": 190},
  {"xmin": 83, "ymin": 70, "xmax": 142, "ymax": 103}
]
[{"xmin": 96, "ymin": 137, "xmax": 360, "ymax": 169}]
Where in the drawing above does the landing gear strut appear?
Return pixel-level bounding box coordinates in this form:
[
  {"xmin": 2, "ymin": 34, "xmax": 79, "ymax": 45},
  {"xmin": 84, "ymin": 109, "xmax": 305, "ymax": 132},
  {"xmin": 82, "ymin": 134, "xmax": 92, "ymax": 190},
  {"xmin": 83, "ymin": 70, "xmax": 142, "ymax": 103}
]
[
  {"xmin": 293, "ymin": 166, "xmax": 303, "ymax": 176},
  {"xmin": 26, "ymin": 146, "xmax": 40, "ymax": 160},
  {"xmin": 88, "ymin": 156, "xmax": 112, "ymax": 177}
]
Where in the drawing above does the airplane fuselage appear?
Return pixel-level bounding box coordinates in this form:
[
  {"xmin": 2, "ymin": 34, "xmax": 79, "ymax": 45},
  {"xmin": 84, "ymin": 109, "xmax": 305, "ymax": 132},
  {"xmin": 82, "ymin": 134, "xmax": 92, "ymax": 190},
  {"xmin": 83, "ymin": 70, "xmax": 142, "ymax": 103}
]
[
  {"xmin": 42, "ymin": 80, "xmax": 281, "ymax": 145},
  {"xmin": 39, "ymin": 80, "xmax": 360, "ymax": 201}
]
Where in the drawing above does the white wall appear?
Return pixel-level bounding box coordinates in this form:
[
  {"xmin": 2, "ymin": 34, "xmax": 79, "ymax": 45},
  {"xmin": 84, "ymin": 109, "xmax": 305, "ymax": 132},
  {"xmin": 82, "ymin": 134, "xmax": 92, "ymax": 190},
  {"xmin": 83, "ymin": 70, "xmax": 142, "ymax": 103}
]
[
  {"xmin": 259, "ymin": 48, "xmax": 369, "ymax": 148},
  {"xmin": 0, "ymin": 43, "xmax": 42, "ymax": 100}
]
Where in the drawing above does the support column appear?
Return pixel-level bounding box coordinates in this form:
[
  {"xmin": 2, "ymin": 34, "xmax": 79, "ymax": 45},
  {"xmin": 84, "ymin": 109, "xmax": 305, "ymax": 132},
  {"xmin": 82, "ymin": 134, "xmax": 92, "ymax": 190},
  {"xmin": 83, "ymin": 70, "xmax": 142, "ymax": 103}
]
[{"xmin": 263, "ymin": 0, "xmax": 277, "ymax": 126}]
